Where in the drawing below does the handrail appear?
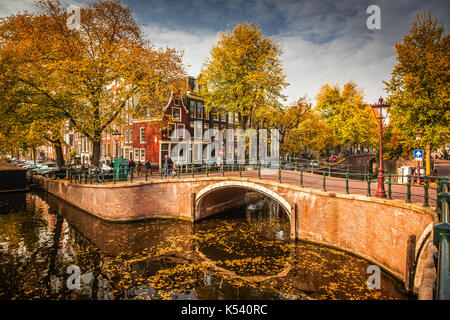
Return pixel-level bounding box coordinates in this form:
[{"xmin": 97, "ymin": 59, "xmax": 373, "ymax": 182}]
[
  {"xmin": 63, "ymin": 161, "xmax": 442, "ymax": 208},
  {"xmin": 433, "ymin": 190, "xmax": 450, "ymax": 300}
]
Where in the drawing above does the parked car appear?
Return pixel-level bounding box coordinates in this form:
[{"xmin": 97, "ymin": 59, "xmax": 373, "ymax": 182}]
[
  {"xmin": 31, "ymin": 163, "xmax": 57, "ymax": 175},
  {"xmin": 328, "ymin": 155, "xmax": 339, "ymax": 163},
  {"xmin": 309, "ymin": 160, "xmax": 320, "ymax": 167}
]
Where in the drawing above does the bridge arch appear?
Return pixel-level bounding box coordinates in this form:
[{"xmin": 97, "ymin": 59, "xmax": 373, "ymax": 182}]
[{"xmin": 195, "ymin": 180, "xmax": 291, "ymax": 220}]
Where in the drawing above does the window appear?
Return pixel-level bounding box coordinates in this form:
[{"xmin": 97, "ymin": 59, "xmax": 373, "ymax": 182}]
[
  {"xmin": 168, "ymin": 124, "xmax": 175, "ymax": 138},
  {"xmin": 203, "ymin": 123, "xmax": 209, "ymax": 139},
  {"xmin": 140, "ymin": 127, "xmax": 145, "ymax": 144},
  {"xmin": 134, "ymin": 148, "xmax": 139, "ymax": 160},
  {"xmin": 189, "ymin": 100, "xmax": 195, "ymax": 118},
  {"xmin": 196, "ymin": 102, "xmax": 202, "ymax": 119},
  {"xmin": 140, "ymin": 148, "xmax": 146, "ymax": 162},
  {"xmin": 174, "ymin": 98, "xmax": 180, "ymax": 106},
  {"xmin": 125, "ymin": 130, "xmax": 129, "ymax": 143},
  {"xmin": 172, "ymin": 107, "xmax": 181, "ymax": 122},
  {"xmin": 204, "ymin": 105, "xmax": 209, "ymax": 120},
  {"xmin": 129, "ymin": 130, "xmax": 133, "ymax": 142},
  {"xmin": 176, "ymin": 124, "xmax": 185, "ymax": 139}
]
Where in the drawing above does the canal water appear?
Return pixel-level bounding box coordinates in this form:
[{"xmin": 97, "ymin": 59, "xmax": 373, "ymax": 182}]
[{"xmin": 0, "ymin": 191, "xmax": 413, "ymax": 300}]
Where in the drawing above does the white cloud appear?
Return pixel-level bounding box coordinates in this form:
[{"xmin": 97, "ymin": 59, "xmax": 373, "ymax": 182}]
[{"xmin": 143, "ymin": 24, "xmax": 219, "ymax": 77}]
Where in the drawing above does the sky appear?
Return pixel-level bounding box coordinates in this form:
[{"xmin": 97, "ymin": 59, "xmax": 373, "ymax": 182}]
[{"xmin": 1, "ymin": 0, "xmax": 448, "ymax": 105}]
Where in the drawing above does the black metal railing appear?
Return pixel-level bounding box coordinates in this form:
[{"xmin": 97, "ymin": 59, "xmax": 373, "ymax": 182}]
[
  {"xmin": 63, "ymin": 161, "xmax": 440, "ymax": 207},
  {"xmin": 433, "ymin": 177, "xmax": 450, "ymax": 300}
]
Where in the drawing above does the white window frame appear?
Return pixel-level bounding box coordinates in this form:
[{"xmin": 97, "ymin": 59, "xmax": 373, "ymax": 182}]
[
  {"xmin": 134, "ymin": 148, "xmax": 139, "ymax": 161},
  {"xmin": 172, "ymin": 107, "xmax": 181, "ymax": 122},
  {"xmin": 176, "ymin": 124, "xmax": 185, "ymax": 139},
  {"xmin": 140, "ymin": 148, "xmax": 146, "ymax": 162}
]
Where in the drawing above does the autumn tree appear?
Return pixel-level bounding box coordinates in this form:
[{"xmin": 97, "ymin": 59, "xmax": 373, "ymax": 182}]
[
  {"xmin": 258, "ymin": 97, "xmax": 312, "ymax": 152},
  {"xmin": 384, "ymin": 11, "xmax": 449, "ymax": 174},
  {"xmin": 0, "ymin": 0, "xmax": 186, "ymax": 166},
  {"xmin": 283, "ymin": 113, "xmax": 337, "ymax": 158},
  {"xmin": 200, "ymin": 23, "xmax": 288, "ymax": 130},
  {"xmin": 315, "ymin": 81, "xmax": 378, "ymax": 153}
]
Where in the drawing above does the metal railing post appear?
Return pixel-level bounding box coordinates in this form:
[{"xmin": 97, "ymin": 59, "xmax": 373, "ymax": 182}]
[
  {"xmin": 406, "ymin": 175, "xmax": 412, "ymax": 203},
  {"xmin": 322, "ymin": 171, "xmax": 326, "ymax": 191},
  {"xmin": 345, "ymin": 172, "xmax": 349, "ymax": 194},
  {"xmin": 300, "ymin": 168, "xmax": 303, "ymax": 188},
  {"xmin": 239, "ymin": 164, "xmax": 242, "ymax": 177},
  {"xmin": 387, "ymin": 173, "xmax": 392, "ymax": 200},
  {"xmin": 222, "ymin": 163, "xmax": 225, "ymax": 177},
  {"xmin": 258, "ymin": 163, "xmax": 261, "ymax": 179},
  {"xmin": 366, "ymin": 173, "xmax": 371, "ymax": 196},
  {"xmin": 206, "ymin": 164, "xmax": 209, "ymax": 177},
  {"xmin": 192, "ymin": 163, "xmax": 194, "ymax": 178},
  {"xmin": 433, "ymin": 194, "xmax": 450, "ymax": 300},
  {"xmin": 278, "ymin": 165, "xmax": 282, "ymax": 183},
  {"xmin": 424, "ymin": 175, "xmax": 429, "ymax": 207}
]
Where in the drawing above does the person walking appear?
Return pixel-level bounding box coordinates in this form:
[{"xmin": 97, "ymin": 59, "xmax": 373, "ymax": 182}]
[
  {"xmin": 128, "ymin": 159, "xmax": 136, "ymax": 177},
  {"xmin": 162, "ymin": 154, "xmax": 174, "ymax": 178},
  {"xmin": 137, "ymin": 161, "xmax": 143, "ymax": 176},
  {"xmin": 145, "ymin": 160, "xmax": 152, "ymax": 176}
]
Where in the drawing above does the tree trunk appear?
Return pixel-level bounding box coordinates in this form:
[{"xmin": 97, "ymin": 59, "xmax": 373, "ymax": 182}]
[
  {"xmin": 53, "ymin": 139, "xmax": 65, "ymax": 167},
  {"xmin": 91, "ymin": 140, "xmax": 101, "ymax": 167}
]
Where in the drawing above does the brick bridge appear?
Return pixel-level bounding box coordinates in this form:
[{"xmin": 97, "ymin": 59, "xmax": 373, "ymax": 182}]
[{"xmin": 37, "ymin": 171, "xmax": 438, "ymax": 293}]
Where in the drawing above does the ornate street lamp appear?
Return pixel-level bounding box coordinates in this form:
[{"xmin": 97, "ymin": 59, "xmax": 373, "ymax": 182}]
[
  {"xmin": 112, "ymin": 129, "xmax": 121, "ymax": 159},
  {"xmin": 371, "ymin": 97, "xmax": 390, "ymax": 198},
  {"xmin": 415, "ymin": 129, "xmax": 422, "ymax": 184}
]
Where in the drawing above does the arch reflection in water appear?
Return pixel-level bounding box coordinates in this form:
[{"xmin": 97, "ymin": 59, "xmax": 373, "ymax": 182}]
[{"xmin": 0, "ymin": 192, "xmax": 414, "ymax": 300}]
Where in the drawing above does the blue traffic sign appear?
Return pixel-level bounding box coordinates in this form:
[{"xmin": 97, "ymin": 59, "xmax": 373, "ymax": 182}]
[{"xmin": 413, "ymin": 149, "xmax": 424, "ymax": 159}]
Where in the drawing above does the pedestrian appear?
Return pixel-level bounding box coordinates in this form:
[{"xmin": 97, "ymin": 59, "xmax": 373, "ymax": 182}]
[
  {"xmin": 145, "ymin": 160, "xmax": 152, "ymax": 176},
  {"xmin": 162, "ymin": 154, "xmax": 174, "ymax": 178},
  {"xmin": 128, "ymin": 159, "xmax": 136, "ymax": 176},
  {"xmin": 137, "ymin": 161, "xmax": 143, "ymax": 176}
]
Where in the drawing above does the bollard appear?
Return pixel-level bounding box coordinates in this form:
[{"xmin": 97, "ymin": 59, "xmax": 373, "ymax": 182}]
[
  {"xmin": 258, "ymin": 163, "xmax": 261, "ymax": 179},
  {"xmin": 278, "ymin": 165, "xmax": 281, "ymax": 183},
  {"xmin": 387, "ymin": 173, "xmax": 392, "ymax": 199},
  {"xmin": 145, "ymin": 168, "xmax": 148, "ymax": 181},
  {"xmin": 222, "ymin": 163, "xmax": 225, "ymax": 177},
  {"xmin": 366, "ymin": 173, "xmax": 371, "ymax": 196},
  {"xmin": 206, "ymin": 164, "xmax": 209, "ymax": 177},
  {"xmin": 423, "ymin": 175, "xmax": 429, "ymax": 207},
  {"xmin": 406, "ymin": 175, "xmax": 412, "ymax": 203},
  {"xmin": 345, "ymin": 172, "xmax": 349, "ymax": 194},
  {"xmin": 192, "ymin": 164, "xmax": 194, "ymax": 178},
  {"xmin": 239, "ymin": 164, "xmax": 242, "ymax": 177},
  {"xmin": 130, "ymin": 169, "xmax": 133, "ymax": 183},
  {"xmin": 177, "ymin": 166, "xmax": 180, "ymax": 179}
]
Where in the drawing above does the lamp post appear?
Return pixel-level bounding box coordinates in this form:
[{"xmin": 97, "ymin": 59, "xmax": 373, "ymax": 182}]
[
  {"xmin": 112, "ymin": 129, "xmax": 121, "ymax": 160},
  {"xmin": 371, "ymin": 97, "xmax": 390, "ymax": 198},
  {"xmin": 415, "ymin": 129, "xmax": 422, "ymax": 184}
]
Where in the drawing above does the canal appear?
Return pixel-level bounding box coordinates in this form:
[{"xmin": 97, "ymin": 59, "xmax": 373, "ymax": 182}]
[{"xmin": 0, "ymin": 191, "xmax": 414, "ymax": 300}]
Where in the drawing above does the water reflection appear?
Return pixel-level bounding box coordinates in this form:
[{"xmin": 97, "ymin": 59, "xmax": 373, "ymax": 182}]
[{"xmin": 0, "ymin": 191, "xmax": 413, "ymax": 300}]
